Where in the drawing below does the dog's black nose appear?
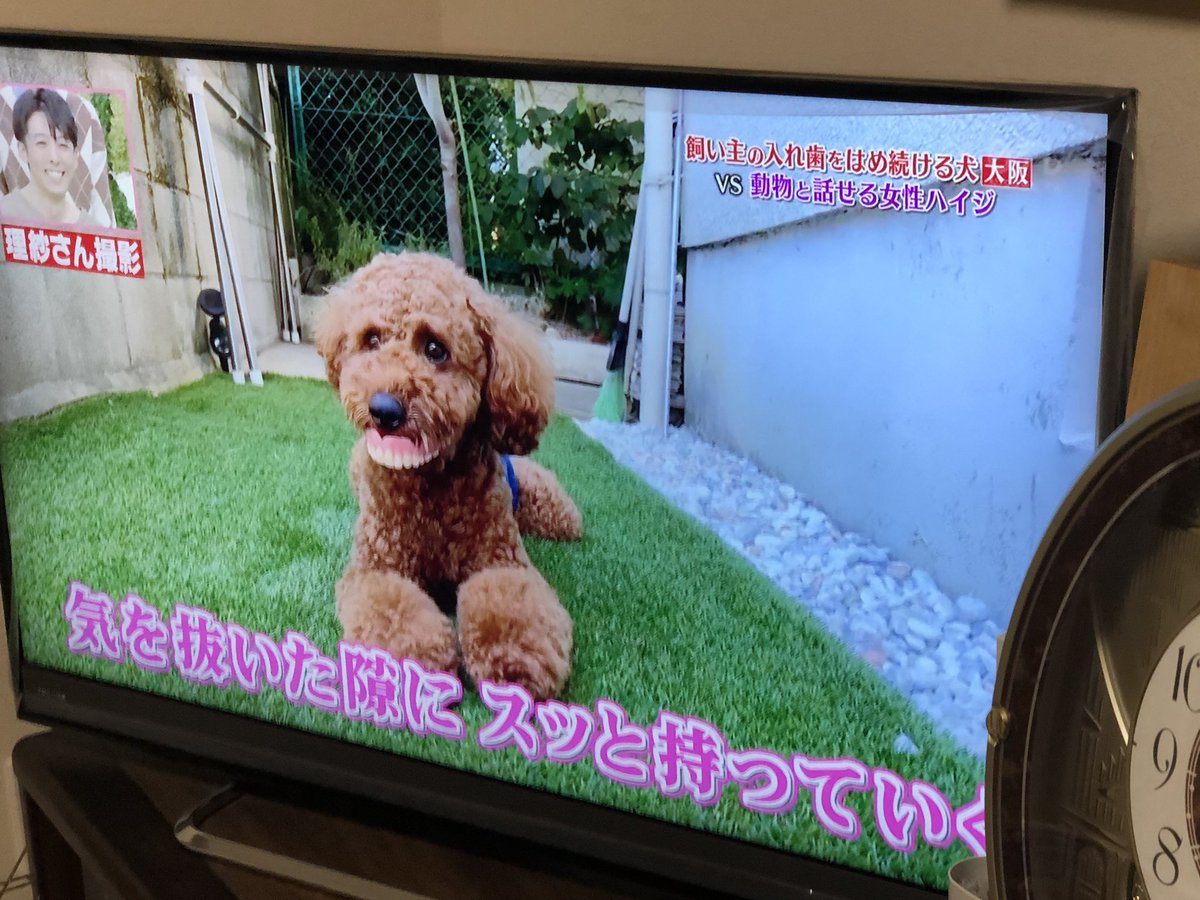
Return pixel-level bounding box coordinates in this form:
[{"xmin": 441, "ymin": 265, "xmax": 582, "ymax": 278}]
[{"xmin": 368, "ymin": 393, "xmax": 407, "ymax": 432}]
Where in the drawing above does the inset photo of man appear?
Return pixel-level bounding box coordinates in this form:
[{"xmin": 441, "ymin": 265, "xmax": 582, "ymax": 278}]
[{"xmin": 0, "ymin": 84, "xmax": 138, "ymax": 233}]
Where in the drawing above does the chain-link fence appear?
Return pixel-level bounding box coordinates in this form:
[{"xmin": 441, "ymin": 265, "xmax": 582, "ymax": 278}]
[
  {"xmin": 286, "ymin": 66, "xmax": 448, "ymax": 249},
  {"xmin": 284, "ymin": 67, "xmax": 644, "ymax": 334}
]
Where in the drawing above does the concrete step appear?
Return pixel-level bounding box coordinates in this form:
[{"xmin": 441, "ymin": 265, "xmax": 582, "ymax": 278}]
[
  {"xmin": 555, "ymin": 380, "xmax": 600, "ymax": 420},
  {"xmin": 546, "ymin": 333, "xmax": 610, "ymax": 386},
  {"xmin": 256, "ymin": 340, "xmax": 326, "ymax": 380}
]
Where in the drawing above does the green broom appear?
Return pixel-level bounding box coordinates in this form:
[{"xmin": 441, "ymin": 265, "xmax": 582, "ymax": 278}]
[
  {"xmin": 592, "ymin": 326, "xmax": 630, "ymax": 422},
  {"xmin": 592, "ymin": 186, "xmax": 645, "ymax": 422}
]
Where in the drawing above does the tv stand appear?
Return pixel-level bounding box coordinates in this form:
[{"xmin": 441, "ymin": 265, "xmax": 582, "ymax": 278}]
[
  {"xmin": 172, "ymin": 782, "xmax": 427, "ymax": 900},
  {"xmin": 175, "ymin": 784, "xmax": 433, "ymax": 899},
  {"xmin": 12, "ymin": 728, "xmax": 720, "ymax": 899}
]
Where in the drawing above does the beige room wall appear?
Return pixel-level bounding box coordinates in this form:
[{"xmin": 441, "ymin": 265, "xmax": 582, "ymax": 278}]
[{"xmin": 0, "ymin": 0, "xmax": 1197, "ymax": 863}]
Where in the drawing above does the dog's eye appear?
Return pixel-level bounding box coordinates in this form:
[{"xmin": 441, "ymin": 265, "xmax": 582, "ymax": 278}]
[
  {"xmin": 363, "ymin": 330, "xmax": 381, "ymax": 351},
  {"xmin": 424, "ymin": 339, "xmax": 449, "ymax": 363}
]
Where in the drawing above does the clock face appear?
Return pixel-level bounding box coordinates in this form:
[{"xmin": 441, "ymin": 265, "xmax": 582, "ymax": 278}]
[
  {"xmin": 987, "ymin": 386, "xmax": 1200, "ymax": 900},
  {"xmin": 1130, "ymin": 614, "xmax": 1200, "ymax": 897}
]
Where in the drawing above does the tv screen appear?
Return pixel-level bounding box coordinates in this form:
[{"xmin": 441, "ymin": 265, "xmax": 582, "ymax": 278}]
[{"xmin": 0, "ymin": 34, "xmax": 1133, "ymax": 899}]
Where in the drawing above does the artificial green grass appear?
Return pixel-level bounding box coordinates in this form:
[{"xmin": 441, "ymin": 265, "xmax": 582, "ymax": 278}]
[{"xmin": 0, "ymin": 374, "xmax": 983, "ymax": 889}]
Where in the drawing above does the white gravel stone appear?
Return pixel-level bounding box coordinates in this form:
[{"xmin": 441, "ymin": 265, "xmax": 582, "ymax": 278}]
[
  {"xmin": 910, "ymin": 657, "xmax": 940, "ymax": 690},
  {"xmin": 579, "ymin": 420, "xmax": 1003, "ymax": 758},
  {"xmin": 893, "ymin": 733, "xmax": 921, "ymax": 755},
  {"xmin": 908, "ymin": 617, "xmax": 942, "ymax": 642},
  {"xmin": 955, "ymin": 595, "xmax": 990, "ymax": 624}
]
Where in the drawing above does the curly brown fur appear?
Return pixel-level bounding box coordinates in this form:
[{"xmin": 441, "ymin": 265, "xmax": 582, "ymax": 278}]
[
  {"xmin": 511, "ymin": 456, "xmax": 583, "ymax": 541},
  {"xmin": 458, "ymin": 567, "xmax": 573, "ymax": 699},
  {"xmin": 316, "ymin": 252, "xmax": 583, "ymax": 699}
]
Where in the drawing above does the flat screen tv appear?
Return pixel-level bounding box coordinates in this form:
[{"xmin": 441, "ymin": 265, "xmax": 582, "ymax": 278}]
[{"xmin": 0, "ymin": 29, "xmax": 1135, "ymax": 900}]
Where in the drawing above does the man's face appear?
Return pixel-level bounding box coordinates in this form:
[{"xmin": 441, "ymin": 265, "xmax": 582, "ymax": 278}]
[{"xmin": 17, "ymin": 110, "xmax": 79, "ymax": 200}]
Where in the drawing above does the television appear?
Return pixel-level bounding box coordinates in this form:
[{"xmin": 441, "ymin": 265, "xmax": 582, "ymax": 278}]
[{"xmin": 0, "ymin": 29, "xmax": 1135, "ymax": 900}]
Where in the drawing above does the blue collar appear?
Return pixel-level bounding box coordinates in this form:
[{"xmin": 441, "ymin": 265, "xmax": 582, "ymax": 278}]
[{"xmin": 501, "ymin": 454, "xmax": 520, "ymax": 512}]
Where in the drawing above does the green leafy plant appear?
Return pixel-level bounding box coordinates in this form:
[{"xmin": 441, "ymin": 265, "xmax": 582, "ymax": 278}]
[
  {"xmin": 106, "ymin": 174, "xmax": 138, "ymax": 231},
  {"xmin": 292, "ymin": 175, "xmax": 384, "ymax": 287},
  {"xmin": 477, "ymin": 89, "xmax": 643, "ymax": 338},
  {"xmin": 450, "ymin": 78, "xmax": 516, "ymax": 281},
  {"xmin": 398, "ymin": 229, "xmax": 451, "ymax": 257},
  {"xmin": 322, "ymin": 216, "xmax": 385, "ymax": 283},
  {"xmin": 90, "ymin": 92, "xmax": 138, "ymax": 230}
]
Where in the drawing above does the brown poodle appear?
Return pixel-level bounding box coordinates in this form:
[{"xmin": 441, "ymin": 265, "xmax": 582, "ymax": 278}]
[{"xmin": 316, "ymin": 252, "xmax": 583, "ymax": 700}]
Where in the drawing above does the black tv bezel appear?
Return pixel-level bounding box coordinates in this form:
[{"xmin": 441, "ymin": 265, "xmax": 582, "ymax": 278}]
[{"xmin": 0, "ymin": 28, "xmax": 1137, "ymax": 900}]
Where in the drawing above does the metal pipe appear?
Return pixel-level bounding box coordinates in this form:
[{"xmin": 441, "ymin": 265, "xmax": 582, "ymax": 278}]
[
  {"xmin": 257, "ymin": 64, "xmax": 301, "ymax": 343},
  {"xmin": 202, "ymin": 79, "xmax": 272, "ymax": 148},
  {"xmin": 639, "ymin": 87, "xmax": 676, "ymax": 433},
  {"xmin": 189, "ymin": 77, "xmax": 262, "ymax": 384}
]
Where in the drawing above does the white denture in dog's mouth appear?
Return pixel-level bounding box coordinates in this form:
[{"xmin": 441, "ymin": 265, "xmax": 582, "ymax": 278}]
[{"xmin": 365, "ymin": 428, "xmax": 438, "ymax": 470}]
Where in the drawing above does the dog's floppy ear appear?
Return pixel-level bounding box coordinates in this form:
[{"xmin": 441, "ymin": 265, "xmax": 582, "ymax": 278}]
[
  {"xmin": 470, "ymin": 288, "xmax": 555, "ymax": 456},
  {"xmin": 314, "ymin": 284, "xmax": 353, "ymax": 390}
]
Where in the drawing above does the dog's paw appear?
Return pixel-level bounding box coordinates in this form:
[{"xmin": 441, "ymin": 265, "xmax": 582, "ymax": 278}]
[
  {"xmin": 457, "ymin": 567, "xmax": 573, "ymax": 700},
  {"xmin": 337, "ymin": 569, "xmax": 460, "ymax": 673}
]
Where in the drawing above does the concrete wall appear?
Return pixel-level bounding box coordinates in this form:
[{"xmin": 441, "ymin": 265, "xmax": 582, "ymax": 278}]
[
  {"xmin": 0, "ymin": 50, "xmax": 281, "ymax": 421},
  {"xmin": 683, "ymin": 134, "xmax": 1106, "ymax": 619}
]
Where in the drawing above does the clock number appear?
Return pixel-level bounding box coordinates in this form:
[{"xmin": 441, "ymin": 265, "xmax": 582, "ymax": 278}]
[
  {"xmin": 1153, "ymin": 728, "xmax": 1179, "ymax": 788},
  {"xmin": 1154, "ymin": 827, "xmax": 1183, "ymax": 886},
  {"xmin": 1171, "ymin": 645, "xmax": 1200, "ymax": 712}
]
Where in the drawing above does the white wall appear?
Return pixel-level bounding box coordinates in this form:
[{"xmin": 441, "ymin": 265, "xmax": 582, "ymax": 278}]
[{"xmin": 683, "ymin": 147, "xmax": 1105, "ymax": 618}]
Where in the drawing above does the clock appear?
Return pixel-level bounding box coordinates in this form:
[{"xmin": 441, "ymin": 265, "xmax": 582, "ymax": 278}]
[
  {"xmin": 1129, "ymin": 615, "xmax": 1200, "ymax": 896},
  {"xmin": 987, "ymin": 382, "xmax": 1200, "ymax": 900}
]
